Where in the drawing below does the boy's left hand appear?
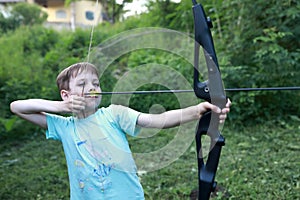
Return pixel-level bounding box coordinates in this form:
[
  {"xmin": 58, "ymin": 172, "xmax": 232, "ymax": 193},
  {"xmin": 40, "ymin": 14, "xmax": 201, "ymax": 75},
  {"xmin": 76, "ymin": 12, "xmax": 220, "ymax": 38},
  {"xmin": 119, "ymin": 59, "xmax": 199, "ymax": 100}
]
[{"xmin": 198, "ymin": 99, "xmax": 231, "ymax": 124}]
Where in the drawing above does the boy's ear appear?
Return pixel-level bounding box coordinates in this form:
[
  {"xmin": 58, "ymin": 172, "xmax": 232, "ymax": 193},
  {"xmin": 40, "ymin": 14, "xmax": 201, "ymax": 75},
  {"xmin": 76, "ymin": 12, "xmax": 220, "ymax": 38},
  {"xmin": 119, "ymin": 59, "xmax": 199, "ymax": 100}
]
[{"xmin": 60, "ymin": 90, "xmax": 70, "ymax": 101}]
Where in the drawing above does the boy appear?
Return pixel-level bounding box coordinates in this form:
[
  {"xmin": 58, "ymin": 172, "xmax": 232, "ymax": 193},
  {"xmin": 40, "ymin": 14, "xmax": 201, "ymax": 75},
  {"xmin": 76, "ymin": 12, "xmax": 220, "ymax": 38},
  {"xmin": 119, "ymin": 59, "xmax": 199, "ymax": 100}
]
[{"xmin": 10, "ymin": 62, "xmax": 231, "ymax": 199}]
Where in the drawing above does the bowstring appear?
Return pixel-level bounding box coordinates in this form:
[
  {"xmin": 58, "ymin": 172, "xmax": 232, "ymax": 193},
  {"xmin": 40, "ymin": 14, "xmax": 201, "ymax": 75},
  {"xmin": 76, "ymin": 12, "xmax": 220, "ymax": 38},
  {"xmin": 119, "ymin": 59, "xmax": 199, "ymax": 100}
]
[
  {"xmin": 86, "ymin": 0, "xmax": 100, "ymax": 62},
  {"xmin": 84, "ymin": 0, "xmax": 100, "ymax": 117},
  {"xmin": 76, "ymin": 0, "xmax": 103, "ymax": 175}
]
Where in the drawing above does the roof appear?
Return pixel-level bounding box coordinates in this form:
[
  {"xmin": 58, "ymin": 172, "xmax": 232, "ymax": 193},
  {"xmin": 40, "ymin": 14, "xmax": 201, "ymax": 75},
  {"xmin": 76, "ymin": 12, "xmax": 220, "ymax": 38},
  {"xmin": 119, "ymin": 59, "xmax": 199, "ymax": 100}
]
[
  {"xmin": 0, "ymin": 0, "xmax": 25, "ymax": 3},
  {"xmin": 0, "ymin": 0, "xmax": 25, "ymax": 2}
]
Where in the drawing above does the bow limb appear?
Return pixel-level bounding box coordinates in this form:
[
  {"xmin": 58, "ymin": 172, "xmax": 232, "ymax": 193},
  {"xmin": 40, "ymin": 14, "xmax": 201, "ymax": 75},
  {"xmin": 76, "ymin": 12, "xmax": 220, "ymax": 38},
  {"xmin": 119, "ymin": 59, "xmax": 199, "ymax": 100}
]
[{"xmin": 192, "ymin": 1, "xmax": 227, "ymax": 199}]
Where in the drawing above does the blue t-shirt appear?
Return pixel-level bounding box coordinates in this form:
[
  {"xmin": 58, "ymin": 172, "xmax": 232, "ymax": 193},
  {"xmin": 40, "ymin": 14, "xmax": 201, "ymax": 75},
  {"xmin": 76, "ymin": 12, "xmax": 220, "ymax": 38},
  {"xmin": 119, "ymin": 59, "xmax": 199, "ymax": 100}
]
[{"xmin": 46, "ymin": 104, "xmax": 144, "ymax": 200}]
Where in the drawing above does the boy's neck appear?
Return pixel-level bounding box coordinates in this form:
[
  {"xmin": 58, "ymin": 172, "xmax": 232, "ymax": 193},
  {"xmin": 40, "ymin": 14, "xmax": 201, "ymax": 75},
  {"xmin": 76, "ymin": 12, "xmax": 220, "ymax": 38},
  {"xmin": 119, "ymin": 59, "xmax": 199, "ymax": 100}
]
[{"xmin": 76, "ymin": 109, "xmax": 97, "ymax": 119}]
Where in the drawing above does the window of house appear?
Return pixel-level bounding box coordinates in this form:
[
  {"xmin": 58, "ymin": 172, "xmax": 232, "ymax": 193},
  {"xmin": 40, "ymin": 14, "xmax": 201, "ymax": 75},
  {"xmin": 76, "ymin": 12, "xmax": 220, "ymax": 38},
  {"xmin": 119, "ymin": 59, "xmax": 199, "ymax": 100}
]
[
  {"xmin": 56, "ymin": 10, "xmax": 67, "ymax": 19},
  {"xmin": 86, "ymin": 11, "xmax": 94, "ymax": 21}
]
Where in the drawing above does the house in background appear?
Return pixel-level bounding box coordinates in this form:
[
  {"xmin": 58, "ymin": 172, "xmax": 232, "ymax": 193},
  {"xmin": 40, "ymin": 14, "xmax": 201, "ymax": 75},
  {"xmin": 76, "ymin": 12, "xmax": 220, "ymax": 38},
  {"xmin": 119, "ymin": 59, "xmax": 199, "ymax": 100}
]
[
  {"xmin": 0, "ymin": 0, "xmax": 24, "ymax": 4},
  {"xmin": 1, "ymin": 0, "xmax": 103, "ymax": 30},
  {"xmin": 31, "ymin": 0, "xmax": 103, "ymax": 30}
]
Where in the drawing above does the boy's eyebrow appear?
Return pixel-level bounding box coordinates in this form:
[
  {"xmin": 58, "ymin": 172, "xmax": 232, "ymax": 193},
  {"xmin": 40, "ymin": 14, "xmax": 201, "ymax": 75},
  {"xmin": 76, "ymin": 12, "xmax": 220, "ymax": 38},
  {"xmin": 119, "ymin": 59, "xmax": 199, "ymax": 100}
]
[
  {"xmin": 76, "ymin": 78, "xmax": 99, "ymax": 82},
  {"xmin": 76, "ymin": 79, "xmax": 85, "ymax": 83}
]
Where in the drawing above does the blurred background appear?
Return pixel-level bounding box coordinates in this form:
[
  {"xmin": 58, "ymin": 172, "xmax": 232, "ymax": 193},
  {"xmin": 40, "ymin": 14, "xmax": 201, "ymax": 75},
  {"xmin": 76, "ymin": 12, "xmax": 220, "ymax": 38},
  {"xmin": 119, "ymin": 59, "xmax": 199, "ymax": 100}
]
[{"xmin": 0, "ymin": 0, "xmax": 299, "ymax": 199}]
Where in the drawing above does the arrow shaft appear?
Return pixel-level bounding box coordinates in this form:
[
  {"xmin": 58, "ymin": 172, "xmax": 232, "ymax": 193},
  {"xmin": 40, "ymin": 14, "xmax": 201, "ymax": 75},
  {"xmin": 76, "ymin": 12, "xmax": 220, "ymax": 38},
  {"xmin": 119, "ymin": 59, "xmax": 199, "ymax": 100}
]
[
  {"xmin": 226, "ymin": 86, "xmax": 300, "ymax": 92},
  {"xmin": 84, "ymin": 86, "xmax": 300, "ymax": 95}
]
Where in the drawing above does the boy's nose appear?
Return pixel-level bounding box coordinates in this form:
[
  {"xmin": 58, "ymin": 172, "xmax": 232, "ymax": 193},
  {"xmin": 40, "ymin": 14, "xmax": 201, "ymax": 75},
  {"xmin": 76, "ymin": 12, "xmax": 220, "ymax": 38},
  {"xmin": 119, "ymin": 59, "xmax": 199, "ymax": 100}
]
[
  {"xmin": 87, "ymin": 84, "xmax": 101, "ymax": 93},
  {"xmin": 86, "ymin": 83, "xmax": 95, "ymax": 90},
  {"xmin": 88, "ymin": 88, "xmax": 96, "ymax": 92}
]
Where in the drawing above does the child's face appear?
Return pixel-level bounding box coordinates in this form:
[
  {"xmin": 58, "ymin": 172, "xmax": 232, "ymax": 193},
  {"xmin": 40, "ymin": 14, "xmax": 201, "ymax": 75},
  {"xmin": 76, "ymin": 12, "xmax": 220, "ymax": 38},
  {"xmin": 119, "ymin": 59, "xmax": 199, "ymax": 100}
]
[{"xmin": 68, "ymin": 70, "xmax": 102, "ymax": 109}]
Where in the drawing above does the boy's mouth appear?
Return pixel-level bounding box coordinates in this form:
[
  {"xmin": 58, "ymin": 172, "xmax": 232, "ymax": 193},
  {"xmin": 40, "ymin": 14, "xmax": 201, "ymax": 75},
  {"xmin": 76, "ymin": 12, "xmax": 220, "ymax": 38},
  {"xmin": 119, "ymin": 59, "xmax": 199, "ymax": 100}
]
[
  {"xmin": 84, "ymin": 92, "xmax": 100, "ymax": 98},
  {"xmin": 85, "ymin": 95, "xmax": 99, "ymax": 98}
]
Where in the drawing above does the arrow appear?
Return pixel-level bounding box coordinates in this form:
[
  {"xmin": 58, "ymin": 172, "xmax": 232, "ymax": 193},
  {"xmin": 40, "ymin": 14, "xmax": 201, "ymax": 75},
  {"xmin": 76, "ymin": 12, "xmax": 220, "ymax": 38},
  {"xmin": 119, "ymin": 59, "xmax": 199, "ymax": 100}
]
[{"xmin": 84, "ymin": 86, "xmax": 300, "ymax": 96}]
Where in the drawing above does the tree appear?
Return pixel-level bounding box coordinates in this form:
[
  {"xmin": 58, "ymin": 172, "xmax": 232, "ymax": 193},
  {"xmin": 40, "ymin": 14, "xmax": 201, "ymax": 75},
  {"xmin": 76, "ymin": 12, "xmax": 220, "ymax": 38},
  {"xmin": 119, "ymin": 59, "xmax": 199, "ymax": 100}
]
[
  {"xmin": 100, "ymin": 0, "xmax": 133, "ymax": 23},
  {"xmin": 214, "ymin": 0, "xmax": 300, "ymax": 122},
  {"xmin": 145, "ymin": 0, "xmax": 178, "ymax": 28},
  {"xmin": 132, "ymin": 0, "xmax": 300, "ymax": 122},
  {"xmin": 11, "ymin": 2, "xmax": 47, "ymax": 26},
  {"xmin": 0, "ymin": 3, "xmax": 47, "ymax": 34}
]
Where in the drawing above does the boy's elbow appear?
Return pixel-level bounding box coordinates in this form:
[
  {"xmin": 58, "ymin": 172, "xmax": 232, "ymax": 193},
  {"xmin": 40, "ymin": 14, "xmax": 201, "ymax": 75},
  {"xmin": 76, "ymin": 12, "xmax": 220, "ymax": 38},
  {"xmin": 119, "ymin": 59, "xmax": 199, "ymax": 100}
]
[
  {"xmin": 10, "ymin": 101, "xmax": 16, "ymax": 114},
  {"xmin": 10, "ymin": 101, "xmax": 21, "ymax": 115}
]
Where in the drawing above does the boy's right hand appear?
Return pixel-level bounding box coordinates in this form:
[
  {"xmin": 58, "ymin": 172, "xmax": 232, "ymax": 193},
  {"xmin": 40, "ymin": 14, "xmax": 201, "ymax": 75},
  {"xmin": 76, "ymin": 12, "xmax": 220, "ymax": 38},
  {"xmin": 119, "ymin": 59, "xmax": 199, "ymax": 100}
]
[
  {"xmin": 10, "ymin": 98, "xmax": 86, "ymax": 129},
  {"xmin": 64, "ymin": 95, "xmax": 86, "ymax": 114}
]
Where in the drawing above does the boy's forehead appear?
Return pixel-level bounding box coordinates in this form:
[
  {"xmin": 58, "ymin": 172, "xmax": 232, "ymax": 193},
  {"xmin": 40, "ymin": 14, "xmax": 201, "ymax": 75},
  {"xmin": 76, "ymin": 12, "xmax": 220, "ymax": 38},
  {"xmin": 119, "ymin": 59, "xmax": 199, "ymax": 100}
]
[{"xmin": 72, "ymin": 70, "xmax": 99, "ymax": 80}]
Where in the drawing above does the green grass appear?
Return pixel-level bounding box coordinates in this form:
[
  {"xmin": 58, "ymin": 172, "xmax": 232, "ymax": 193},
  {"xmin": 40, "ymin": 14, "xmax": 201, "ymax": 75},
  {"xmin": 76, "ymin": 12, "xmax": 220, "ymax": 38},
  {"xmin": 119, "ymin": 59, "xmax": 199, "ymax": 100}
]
[{"xmin": 1, "ymin": 122, "xmax": 299, "ymax": 199}]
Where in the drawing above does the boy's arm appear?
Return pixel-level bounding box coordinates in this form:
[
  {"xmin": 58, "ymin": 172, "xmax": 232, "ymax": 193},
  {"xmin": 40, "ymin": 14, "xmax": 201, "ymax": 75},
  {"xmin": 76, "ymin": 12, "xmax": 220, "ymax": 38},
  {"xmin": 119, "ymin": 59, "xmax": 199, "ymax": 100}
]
[
  {"xmin": 10, "ymin": 97, "xmax": 85, "ymax": 129},
  {"xmin": 137, "ymin": 101, "xmax": 231, "ymax": 129}
]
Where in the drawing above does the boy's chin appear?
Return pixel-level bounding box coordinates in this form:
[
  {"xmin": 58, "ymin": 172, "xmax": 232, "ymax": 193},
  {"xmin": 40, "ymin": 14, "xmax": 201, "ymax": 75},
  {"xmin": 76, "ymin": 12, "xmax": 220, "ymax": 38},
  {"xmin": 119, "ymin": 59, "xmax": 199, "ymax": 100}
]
[{"xmin": 86, "ymin": 99, "xmax": 101, "ymax": 108}]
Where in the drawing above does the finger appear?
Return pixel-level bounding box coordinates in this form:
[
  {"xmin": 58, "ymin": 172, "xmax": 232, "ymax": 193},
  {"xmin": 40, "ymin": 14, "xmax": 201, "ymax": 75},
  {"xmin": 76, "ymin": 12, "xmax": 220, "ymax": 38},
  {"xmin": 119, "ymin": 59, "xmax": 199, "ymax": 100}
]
[
  {"xmin": 69, "ymin": 96, "xmax": 86, "ymax": 113},
  {"xmin": 221, "ymin": 107, "xmax": 230, "ymax": 114},
  {"xmin": 226, "ymin": 99, "xmax": 232, "ymax": 107},
  {"xmin": 71, "ymin": 104, "xmax": 86, "ymax": 114},
  {"xmin": 71, "ymin": 95, "xmax": 85, "ymax": 101},
  {"xmin": 70, "ymin": 96, "xmax": 85, "ymax": 105},
  {"xmin": 72, "ymin": 100, "xmax": 86, "ymax": 108},
  {"xmin": 201, "ymin": 102, "xmax": 221, "ymax": 114},
  {"xmin": 219, "ymin": 113, "xmax": 227, "ymax": 120}
]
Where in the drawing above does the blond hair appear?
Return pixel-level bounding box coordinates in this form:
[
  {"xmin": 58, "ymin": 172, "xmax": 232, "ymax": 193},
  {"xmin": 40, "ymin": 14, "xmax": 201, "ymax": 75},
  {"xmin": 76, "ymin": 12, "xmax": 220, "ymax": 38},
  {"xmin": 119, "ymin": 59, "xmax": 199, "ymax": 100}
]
[{"xmin": 56, "ymin": 62, "xmax": 99, "ymax": 91}]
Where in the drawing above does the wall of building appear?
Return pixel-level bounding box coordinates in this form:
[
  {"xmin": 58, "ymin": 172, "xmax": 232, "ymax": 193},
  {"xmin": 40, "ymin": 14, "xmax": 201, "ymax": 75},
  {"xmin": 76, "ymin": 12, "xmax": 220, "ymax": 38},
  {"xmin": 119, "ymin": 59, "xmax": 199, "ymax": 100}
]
[
  {"xmin": 40, "ymin": 0, "xmax": 103, "ymax": 29},
  {"xmin": 43, "ymin": 1, "xmax": 69, "ymax": 23},
  {"xmin": 0, "ymin": 0, "xmax": 103, "ymax": 30},
  {"xmin": 75, "ymin": 1, "xmax": 102, "ymax": 26}
]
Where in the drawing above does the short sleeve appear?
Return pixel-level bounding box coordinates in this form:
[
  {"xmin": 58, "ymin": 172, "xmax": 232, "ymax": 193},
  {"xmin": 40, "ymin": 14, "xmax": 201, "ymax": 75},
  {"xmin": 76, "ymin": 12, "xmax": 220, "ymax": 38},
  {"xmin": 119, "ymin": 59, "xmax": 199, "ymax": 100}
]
[
  {"xmin": 46, "ymin": 113, "xmax": 72, "ymax": 141},
  {"xmin": 108, "ymin": 105, "xmax": 141, "ymax": 136}
]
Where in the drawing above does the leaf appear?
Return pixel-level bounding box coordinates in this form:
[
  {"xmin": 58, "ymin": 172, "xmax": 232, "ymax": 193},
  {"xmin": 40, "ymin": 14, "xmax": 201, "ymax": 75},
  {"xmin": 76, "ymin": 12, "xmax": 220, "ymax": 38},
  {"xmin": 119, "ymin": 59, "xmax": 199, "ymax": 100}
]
[
  {"xmin": 237, "ymin": 142, "xmax": 251, "ymax": 148},
  {"xmin": 287, "ymin": 144, "xmax": 300, "ymax": 151},
  {"xmin": 0, "ymin": 116, "xmax": 18, "ymax": 132},
  {"xmin": 290, "ymin": 115, "xmax": 300, "ymax": 122}
]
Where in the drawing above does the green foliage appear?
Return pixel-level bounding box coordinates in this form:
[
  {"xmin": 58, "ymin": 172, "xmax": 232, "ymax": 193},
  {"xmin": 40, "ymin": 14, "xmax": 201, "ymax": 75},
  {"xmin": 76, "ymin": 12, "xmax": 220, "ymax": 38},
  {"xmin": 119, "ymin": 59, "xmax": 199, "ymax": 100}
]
[
  {"xmin": 0, "ymin": 0, "xmax": 299, "ymax": 129},
  {"xmin": 0, "ymin": 25, "xmax": 59, "ymax": 86},
  {"xmin": 209, "ymin": 0, "xmax": 300, "ymax": 123},
  {"xmin": 0, "ymin": 2, "xmax": 47, "ymax": 35},
  {"xmin": 128, "ymin": 0, "xmax": 300, "ymax": 123},
  {"xmin": 11, "ymin": 2, "xmax": 47, "ymax": 26},
  {"xmin": 0, "ymin": 116, "xmax": 17, "ymax": 132},
  {"xmin": 168, "ymin": 0, "xmax": 194, "ymax": 32},
  {"xmin": 42, "ymin": 28, "xmax": 99, "ymax": 79},
  {"xmin": 97, "ymin": 0, "xmax": 134, "ymax": 23},
  {"xmin": 0, "ymin": 25, "xmax": 60, "ymax": 135},
  {"xmin": 145, "ymin": 0, "xmax": 178, "ymax": 28},
  {"xmin": 1, "ymin": 0, "xmax": 299, "ymax": 129},
  {"xmin": 0, "ymin": 12, "xmax": 18, "ymax": 34},
  {"xmin": 103, "ymin": 48, "xmax": 195, "ymax": 112}
]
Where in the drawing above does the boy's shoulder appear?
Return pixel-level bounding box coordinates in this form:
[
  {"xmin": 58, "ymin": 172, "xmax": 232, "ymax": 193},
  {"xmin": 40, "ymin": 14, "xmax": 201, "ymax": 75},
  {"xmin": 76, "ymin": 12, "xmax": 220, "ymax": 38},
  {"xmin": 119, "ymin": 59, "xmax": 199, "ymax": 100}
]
[
  {"xmin": 100, "ymin": 104, "xmax": 129, "ymax": 114},
  {"xmin": 46, "ymin": 112, "xmax": 75, "ymax": 124}
]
